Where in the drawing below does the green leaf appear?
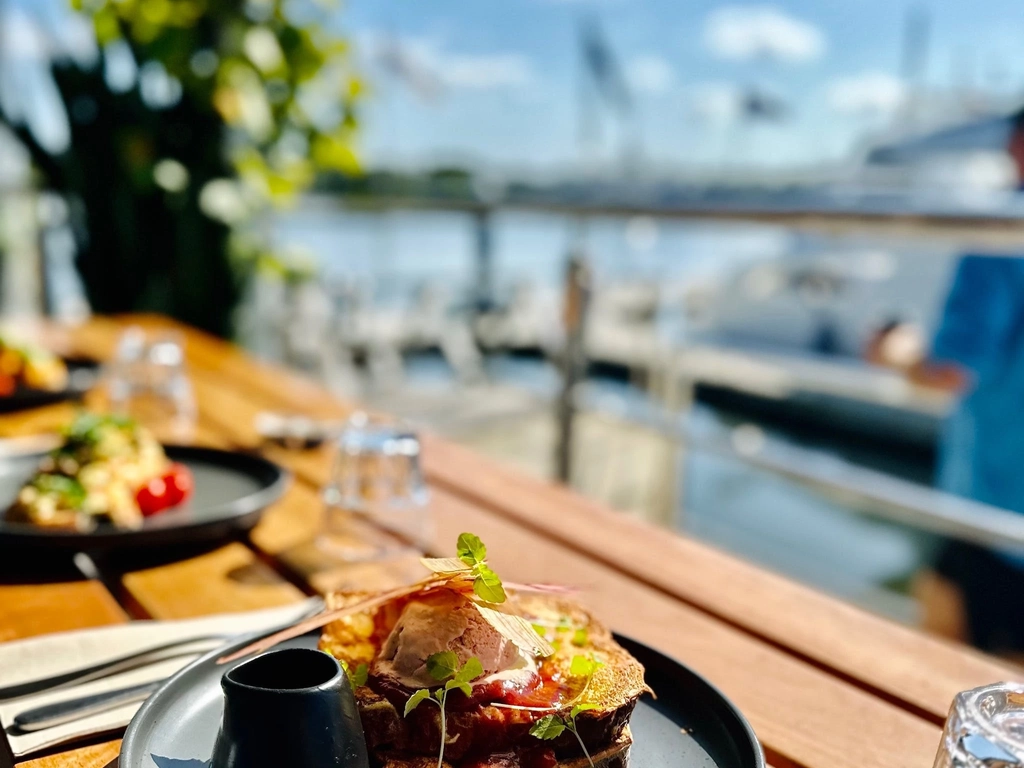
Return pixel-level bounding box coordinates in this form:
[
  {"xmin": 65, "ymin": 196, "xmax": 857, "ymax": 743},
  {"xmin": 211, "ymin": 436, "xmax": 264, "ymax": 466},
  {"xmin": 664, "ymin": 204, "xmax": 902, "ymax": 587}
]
[
  {"xmin": 426, "ymin": 651, "xmax": 459, "ymax": 682},
  {"xmin": 455, "ymin": 657, "xmax": 483, "ymax": 684},
  {"xmin": 445, "ymin": 680, "xmax": 472, "ymax": 697},
  {"xmin": 571, "ymin": 703, "xmax": 599, "ymax": 720},
  {"xmin": 31, "ymin": 474, "xmax": 87, "ymax": 506},
  {"xmin": 348, "ymin": 663, "xmax": 368, "ymax": 688},
  {"xmin": 404, "ymin": 688, "xmax": 431, "ymax": 716},
  {"xmin": 530, "ymin": 715, "xmax": 567, "ymax": 740},
  {"xmin": 570, "ymin": 655, "xmax": 602, "ymax": 678},
  {"xmin": 571, "ymin": 628, "xmax": 589, "ymax": 647},
  {"xmin": 473, "ymin": 565, "xmax": 506, "ymax": 604},
  {"xmin": 457, "ymin": 532, "xmax": 487, "ymax": 566},
  {"xmin": 434, "ymin": 688, "xmax": 446, "ymax": 702}
]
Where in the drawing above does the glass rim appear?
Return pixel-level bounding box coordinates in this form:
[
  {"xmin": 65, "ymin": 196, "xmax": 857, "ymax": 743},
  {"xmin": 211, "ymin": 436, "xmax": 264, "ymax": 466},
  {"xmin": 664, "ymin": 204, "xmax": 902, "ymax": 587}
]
[
  {"xmin": 338, "ymin": 411, "xmax": 419, "ymax": 448},
  {"xmin": 957, "ymin": 681, "xmax": 1024, "ymax": 754}
]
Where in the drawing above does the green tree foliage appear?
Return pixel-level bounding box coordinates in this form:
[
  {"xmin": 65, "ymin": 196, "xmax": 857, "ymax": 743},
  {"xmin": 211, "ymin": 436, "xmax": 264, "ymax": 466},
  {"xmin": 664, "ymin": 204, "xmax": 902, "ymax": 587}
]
[{"xmin": 2, "ymin": 0, "xmax": 360, "ymax": 336}]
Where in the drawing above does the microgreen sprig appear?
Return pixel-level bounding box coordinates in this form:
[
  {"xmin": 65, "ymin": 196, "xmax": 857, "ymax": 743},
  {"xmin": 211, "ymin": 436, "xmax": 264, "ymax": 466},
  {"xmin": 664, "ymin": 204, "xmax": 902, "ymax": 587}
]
[
  {"xmin": 328, "ymin": 653, "xmax": 369, "ymax": 690},
  {"xmin": 456, "ymin": 532, "xmax": 506, "ymax": 604},
  {"xmin": 528, "ymin": 653, "xmax": 605, "ymax": 768},
  {"xmin": 343, "ymin": 660, "xmax": 368, "ymax": 689},
  {"xmin": 529, "ymin": 703, "xmax": 601, "ymax": 768},
  {"xmin": 404, "ymin": 652, "xmax": 483, "ymax": 768}
]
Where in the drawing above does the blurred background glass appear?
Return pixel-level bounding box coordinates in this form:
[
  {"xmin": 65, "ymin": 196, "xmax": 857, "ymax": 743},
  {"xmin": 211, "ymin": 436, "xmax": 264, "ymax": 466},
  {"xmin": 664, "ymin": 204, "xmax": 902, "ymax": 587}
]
[
  {"xmin": 5, "ymin": 0, "xmax": 1024, "ymax": 656},
  {"xmin": 320, "ymin": 412, "xmax": 430, "ymax": 562},
  {"xmin": 107, "ymin": 327, "xmax": 196, "ymax": 443}
]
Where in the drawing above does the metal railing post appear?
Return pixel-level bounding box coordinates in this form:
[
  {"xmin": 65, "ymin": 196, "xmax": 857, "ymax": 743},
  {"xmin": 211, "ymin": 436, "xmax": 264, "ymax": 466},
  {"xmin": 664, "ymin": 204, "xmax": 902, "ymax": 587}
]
[
  {"xmin": 473, "ymin": 207, "xmax": 495, "ymax": 314},
  {"xmin": 555, "ymin": 252, "xmax": 592, "ymax": 483}
]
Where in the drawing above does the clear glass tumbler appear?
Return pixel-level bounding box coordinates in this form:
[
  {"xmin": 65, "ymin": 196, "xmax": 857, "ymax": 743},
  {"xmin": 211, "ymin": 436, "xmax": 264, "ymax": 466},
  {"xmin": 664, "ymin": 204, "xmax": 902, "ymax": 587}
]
[
  {"xmin": 319, "ymin": 412, "xmax": 431, "ymax": 562},
  {"xmin": 106, "ymin": 327, "xmax": 196, "ymax": 443},
  {"xmin": 935, "ymin": 683, "xmax": 1024, "ymax": 768}
]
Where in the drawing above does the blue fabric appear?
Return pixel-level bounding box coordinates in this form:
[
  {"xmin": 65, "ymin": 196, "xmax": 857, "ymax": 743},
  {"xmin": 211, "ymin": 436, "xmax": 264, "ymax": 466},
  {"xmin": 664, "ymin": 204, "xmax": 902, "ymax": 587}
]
[{"xmin": 933, "ymin": 255, "xmax": 1024, "ymax": 564}]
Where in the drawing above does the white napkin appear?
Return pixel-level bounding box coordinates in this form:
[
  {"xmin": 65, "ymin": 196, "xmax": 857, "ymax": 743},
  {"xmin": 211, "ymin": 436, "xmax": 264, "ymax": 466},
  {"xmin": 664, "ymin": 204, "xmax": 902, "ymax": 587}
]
[{"xmin": 0, "ymin": 599, "xmax": 320, "ymax": 757}]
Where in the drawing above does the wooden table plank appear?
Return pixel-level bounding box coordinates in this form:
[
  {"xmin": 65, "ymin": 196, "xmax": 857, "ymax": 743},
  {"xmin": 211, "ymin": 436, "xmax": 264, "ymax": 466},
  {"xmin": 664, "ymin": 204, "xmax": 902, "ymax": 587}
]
[
  {"xmin": 0, "ymin": 578, "xmax": 125, "ymax": 767},
  {"xmin": 0, "ymin": 582, "xmax": 126, "ymax": 642},
  {"xmin": 419, "ymin": 437, "xmax": 1014, "ymax": 722},
  {"xmin": 120, "ymin": 543, "xmax": 305, "ymax": 620},
  {"xmin": 249, "ymin": 482, "xmax": 324, "ymax": 557},
  {"xmin": 16, "ymin": 741, "xmax": 119, "ymax": 768}
]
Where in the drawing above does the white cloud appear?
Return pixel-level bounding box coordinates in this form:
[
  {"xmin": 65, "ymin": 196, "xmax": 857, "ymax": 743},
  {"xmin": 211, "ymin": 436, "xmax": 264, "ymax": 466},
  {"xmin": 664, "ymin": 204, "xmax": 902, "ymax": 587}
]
[
  {"xmin": 704, "ymin": 6, "xmax": 824, "ymax": 63},
  {"xmin": 627, "ymin": 54, "xmax": 674, "ymax": 94},
  {"xmin": 827, "ymin": 72, "xmax": 906, "ymax": 116}
]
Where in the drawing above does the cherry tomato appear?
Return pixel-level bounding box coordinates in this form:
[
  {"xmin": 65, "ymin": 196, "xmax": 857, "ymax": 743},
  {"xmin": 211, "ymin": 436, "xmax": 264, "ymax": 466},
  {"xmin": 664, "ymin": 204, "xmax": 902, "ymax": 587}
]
[
  {"xmin": 162, "ymin": 463, "xmax": 194, "ymax": 507},
  {"xmin": 136, "ymin": 477, "xmax": 169, "ymax": 517}
]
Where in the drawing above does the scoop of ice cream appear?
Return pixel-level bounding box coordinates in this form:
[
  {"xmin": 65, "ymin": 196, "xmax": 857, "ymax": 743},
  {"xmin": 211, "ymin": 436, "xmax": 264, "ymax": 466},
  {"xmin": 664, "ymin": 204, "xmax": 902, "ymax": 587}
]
[{"xmin": 377, "ymin": 591, "xmax": 522, "ymax": 687}]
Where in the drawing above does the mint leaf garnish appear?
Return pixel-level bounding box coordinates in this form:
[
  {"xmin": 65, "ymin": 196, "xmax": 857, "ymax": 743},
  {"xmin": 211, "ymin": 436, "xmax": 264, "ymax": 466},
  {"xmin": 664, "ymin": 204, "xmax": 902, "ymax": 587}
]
[
  {"xmin": 473, "ymin": 564, "xmax": 506, "ymax": 603},
  {"xmin": 457, "ymin": 532, "xmax": 487, "ymax": 566},
  {"xmin": 404, "ymin": 688, "xmax": 430, "ymax": 716},
  {"xmin": 530, "ymin": 715, "xmax": 566, "ymax": 740},
  {"xmin": 426, "ymin": 651, "xmax": 459, "ymax": 682},
  {"xmin": 455, "ymin": 656, "xmax": 483, "ymax": 684}
]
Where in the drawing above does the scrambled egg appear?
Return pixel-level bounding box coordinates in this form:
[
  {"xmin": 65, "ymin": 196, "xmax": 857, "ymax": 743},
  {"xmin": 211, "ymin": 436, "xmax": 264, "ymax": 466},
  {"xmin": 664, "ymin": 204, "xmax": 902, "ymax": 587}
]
[{"xmin": 8, "ymin": 414, "xmax": 169, "ymax": 530}]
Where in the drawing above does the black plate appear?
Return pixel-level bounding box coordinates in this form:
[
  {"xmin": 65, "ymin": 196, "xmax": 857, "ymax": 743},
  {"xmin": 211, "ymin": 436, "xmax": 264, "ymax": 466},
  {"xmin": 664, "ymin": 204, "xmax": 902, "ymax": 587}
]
[
  {"xmin": 0, "ymin": 358, "xmax": 100, "ymax": 414},
  {"xmin": 0, "ymin": 446, "xmax": 288, "ymax": 551},
  {"xmin": 120, "ymin": 632, "xmax": 764, "ymax": 768}
]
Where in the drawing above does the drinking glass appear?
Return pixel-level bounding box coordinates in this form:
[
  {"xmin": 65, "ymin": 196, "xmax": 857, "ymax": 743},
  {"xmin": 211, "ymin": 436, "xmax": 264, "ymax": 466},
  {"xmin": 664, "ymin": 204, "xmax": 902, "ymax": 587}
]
[
  {"xmin": 935, "ymin": 682, "xmax": 1024, "ymax": 768},
  {"xmin": 319, "ymin": 412, "xmax": 431, "ymax": 562},
  {"xmin": 106, "ymin": 327, "xmax": 196, "ymax": 443}
]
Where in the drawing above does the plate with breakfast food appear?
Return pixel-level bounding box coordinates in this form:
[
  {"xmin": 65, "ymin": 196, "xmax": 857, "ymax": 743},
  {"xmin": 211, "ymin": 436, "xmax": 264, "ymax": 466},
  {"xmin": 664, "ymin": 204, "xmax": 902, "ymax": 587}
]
[
  {"xmin": 0, "ymin": 413, "xmax": 287, "ymax": 550},
  {"xmin": 120, "ymin": 534, "xmax": 763, "ymax": 768},
  {"xmin": 0, "ymin": 336, "xmax": 98, "ymax": 413}
]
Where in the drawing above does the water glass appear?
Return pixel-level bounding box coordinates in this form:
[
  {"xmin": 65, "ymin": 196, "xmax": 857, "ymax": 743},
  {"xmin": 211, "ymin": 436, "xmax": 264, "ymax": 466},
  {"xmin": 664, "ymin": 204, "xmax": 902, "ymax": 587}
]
[
  {"xmin": 107, "ymin": 327, "xmax": 196, "ymax": 443},
  {"xmin": 935, "ymin": 682, "xmax": 1024, "ymax": 768},
  {"xmin": 319, "ymin": 412, "xmax": 431, "ymax": 562}
]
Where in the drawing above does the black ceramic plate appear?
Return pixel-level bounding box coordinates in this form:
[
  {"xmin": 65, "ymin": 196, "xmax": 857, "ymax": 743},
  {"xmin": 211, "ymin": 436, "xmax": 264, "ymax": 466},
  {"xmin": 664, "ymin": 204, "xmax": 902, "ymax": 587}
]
[
  {"xmin": 0, "ymin": 358, "xmax": 99, "ymax": 414},
  {"xmin": 120, "ymin": 632, "xmax": 764, "ymax": 768},
  {"xmin": 0, "ymin": 446, "xmax": 288, "ymax": 551}
]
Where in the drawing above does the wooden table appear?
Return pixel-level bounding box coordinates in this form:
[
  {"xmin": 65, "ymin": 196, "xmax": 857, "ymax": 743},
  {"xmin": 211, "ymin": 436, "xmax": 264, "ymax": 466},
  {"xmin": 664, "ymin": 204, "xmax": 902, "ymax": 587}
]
[{"xmin": 0, "ymin": 314, "xmax": 1016, "ymax": 768}]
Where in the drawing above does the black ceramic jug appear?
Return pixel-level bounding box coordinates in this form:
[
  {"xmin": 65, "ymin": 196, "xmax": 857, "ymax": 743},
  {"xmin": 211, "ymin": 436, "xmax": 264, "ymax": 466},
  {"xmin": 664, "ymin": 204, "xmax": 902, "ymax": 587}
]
[{"xmin": 210, "ymin": 647, "xmax": 370, "ymax": 768}]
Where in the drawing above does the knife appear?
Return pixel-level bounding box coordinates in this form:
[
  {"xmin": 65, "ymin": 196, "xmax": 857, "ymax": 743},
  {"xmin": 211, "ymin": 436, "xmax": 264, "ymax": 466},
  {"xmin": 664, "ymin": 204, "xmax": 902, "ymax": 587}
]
[
  {"xmin": 9, "ymin": 680, "xmax": 163, "ymax": 733},
  {"xmin": 0, "ymin": 597, "xmax": 325, "ymax": 702},
  {"xmin": 0, "ymin": 636, "xmax": 228, "ymax": 701}
]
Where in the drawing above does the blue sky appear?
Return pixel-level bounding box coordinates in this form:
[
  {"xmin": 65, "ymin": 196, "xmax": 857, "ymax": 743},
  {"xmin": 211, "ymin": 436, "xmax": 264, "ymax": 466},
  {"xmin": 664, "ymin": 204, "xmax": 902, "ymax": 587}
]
[
  {"xmin": 6, "ymin": 0, "xmax": 1024, "ymax": 175},
  {"xmin": 339, "ymin": 0, "xmax": 1024, "ymax": 174}
]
